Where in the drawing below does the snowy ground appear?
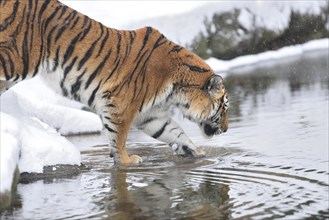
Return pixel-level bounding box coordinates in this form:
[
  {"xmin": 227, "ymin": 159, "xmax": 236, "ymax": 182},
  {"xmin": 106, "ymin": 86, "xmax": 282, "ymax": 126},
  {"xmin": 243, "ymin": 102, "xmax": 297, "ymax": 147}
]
[
  {"xmin": 206, "ymin": 38, "xmax": 329, "ymax": 76},
  {"xmin": 1, "ymin": 38, "xmax": 327, "ymax": 195},
  {"xmin": 0, "ymin": 77, "xmax": 102, "ymax": 194}
]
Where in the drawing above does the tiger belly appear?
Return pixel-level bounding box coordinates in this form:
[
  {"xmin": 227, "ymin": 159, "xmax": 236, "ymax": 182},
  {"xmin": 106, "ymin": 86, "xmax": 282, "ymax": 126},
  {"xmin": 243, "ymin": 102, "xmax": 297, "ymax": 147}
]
[{"xmin": 39, "ymin": 64, "xmax": 105, "ymax": 115}]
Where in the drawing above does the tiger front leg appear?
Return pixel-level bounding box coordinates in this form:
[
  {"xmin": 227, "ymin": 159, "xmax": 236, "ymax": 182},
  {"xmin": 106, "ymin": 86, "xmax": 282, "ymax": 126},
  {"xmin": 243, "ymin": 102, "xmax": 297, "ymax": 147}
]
[
  {"xmin": 135, "ymin": 110, "xmax": 205, "ymax": 157},
  {"xmin": 103, "ymin": 114, "xmax": 143, "ymax": 164}
]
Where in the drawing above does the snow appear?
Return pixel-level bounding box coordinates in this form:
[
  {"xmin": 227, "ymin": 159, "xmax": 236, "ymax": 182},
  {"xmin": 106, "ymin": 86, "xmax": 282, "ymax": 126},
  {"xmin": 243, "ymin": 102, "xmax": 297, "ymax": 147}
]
[
  {"xmin": 206, "ymin": 38, "xmax": 329, "ymax": 74},
  {"xmin": 8, "ymin": 76, "xmax": 103, "ymax": 135},
  {"xmin": 1, "ymin": 77, "xmax": 102, "ymax": 193},
  {"xmin": 0, "ymin": 113, "xmax": 20, "ymax": 193}
]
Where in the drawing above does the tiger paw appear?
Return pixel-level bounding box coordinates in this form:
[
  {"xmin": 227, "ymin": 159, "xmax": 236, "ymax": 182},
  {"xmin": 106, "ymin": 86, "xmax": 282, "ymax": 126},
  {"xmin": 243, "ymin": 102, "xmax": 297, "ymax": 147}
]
[
  {"xmin": 195, "ymin": 147, "xmax": 206, "ymax": 156},
  {"xmin": 128, "ymin": 155, "xmax": 143, "ymax": 164},
  {"xmin": 171, "ymin": 144, "xmax": 206, "ymax": 158}
]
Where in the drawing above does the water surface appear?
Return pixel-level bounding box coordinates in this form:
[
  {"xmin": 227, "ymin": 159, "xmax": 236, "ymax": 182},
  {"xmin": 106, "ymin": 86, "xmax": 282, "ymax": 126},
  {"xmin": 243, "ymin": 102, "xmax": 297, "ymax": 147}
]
[{"xmin": 1, "ymin": 50, "xmax": 328, "ymax": 219}]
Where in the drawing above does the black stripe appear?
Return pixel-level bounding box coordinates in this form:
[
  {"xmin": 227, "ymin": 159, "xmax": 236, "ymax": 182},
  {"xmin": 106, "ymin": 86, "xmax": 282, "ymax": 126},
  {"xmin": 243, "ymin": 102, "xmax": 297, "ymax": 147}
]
[
  {"xmin": 13, "ymin": 75, "xmax": 20, "ymax": 82},
  {"xmin": 61, "ymin": 32, "xmax": 82, "ymax": 67},
  {"xmin": 85, "ymin": 48, "xmax": 112, "ymax": 89},
  {"xmin": 79, "ymin": 20, "xmax": 92, "ymax": 42},
  {"xmin": 104, "ymin": 117, "xmax": 121, "ymax": 126},
  {"xmin": 0, "ymin": 55, "xmax": 10, "ymax": 80},
  {"xmin": 114, "ymin": 31, "xmax": 122, "ymax": 63},
  {"xmin": 52, "ymin": 46, "xmax": 60, "ymax": 72},
  {"xmin": 22, "ymin": 4, "xmax": 31, "ymax": 80},
  {"xmin": 29, "ymin": 0, "xmax": 38, "ymax": 50},
  {"xmin": 88, "ymin": 81, "xmax": 101, "ymax": 107},
  {"xmin": 152, "ymin": 121, "xmax": 169, "ymax": 139},
  {"xmin": 0, "ymin": 0, "xmax": 19, "ymax": 32},
  {"xmin": 78, "ymin": 23, "xmax": 104, "ymax": 70},
  {"xmin": 151, "ymin": 88, "xmax": 159, "ymax": 106},
  {"xmin": 178, "ymin": 132, "xmax": 184, "ymax": 138},
  {"xmin": 43, "ymin": 4, "xmax": 60, "ymax": 62},
  {"xmin": 142, "ymin": 117, "xmax": 156, "ymax": 125},
  {"xmin": 71, "ymin": 69, "xmax": 86, "ymax": 100},
  {"xmin": 169, "ymin": 45, "xmax": 184, "ymax": 54},
  {"xmin": 210, "ymin": 106, "xmax": 221, "ymax": 121},
  {"xmin": 55, "ymin": 10, "xmax": 77, "ymax": 43},
  {"xmin": 134, "ymin": 26, "xmax": 152, "ymax": 62},
  {"xmin": 153, "ymin": 34, "xmax": 167, "ymax": 49},
  {"xmin": 33, "ymin": 39, "xmax": 44, "ymax": 76},
  {"xmin": 81, "ymin": 16, "xmax": 88, "ymax": 28},
  {"xmin": 96, "ymin": 28, "xmax": 109, "ymax": 57},
  {"xmin": 129, "ymin": 31, "xmax": 135, "ymax": 50},
  {"xmin": 37, "ymin": 0, "xmax": 50, "ymax": 25},
  {"xmin": 6, "ymin": 52, "xmax": 14, "ymax": 77},
  {"xmin": 104, "ymin": 57, "xmax": 120, "ymax": 83},
  {"xmin": 70, "ymin": 16, "xmax": 80, "ymax": 29},
  {"xmin": 139, "ymin": 84, "xmax": 149, "ymax": 112},
  {"xmin": 104, "ymin": 104, "xmax": 115, "ymax": 108},
  {"xmin": 43, "ymin": 5, "xmax": 61, "ymax": 34},
  {"xmin": 63, "ymin": 56, "xmax": 77, "ymax": 77},
  {"xmin": 60, "ymin": 56, "xmax": 78, "ymax": 94},
  {"xmin": 127, "ymin": 50, "xmax": 148, "ymax": 86},
  {"xmin": 182, "ymin": 63, "xmax": 210, "ymax": 73},
  {"xmin": 104, "ymin": 124, "xmax": 117, "ymax": 133},
  {"xmin": 46, "ymin": 24, "xmax": 59, "ymax": 69},
  {"xmin": 133, "ymin": 64, "xmax": 147, "ymax": 100},
  {"xmin": 58, "ymin": 5, "xmax": 68, "ymax": 20}
]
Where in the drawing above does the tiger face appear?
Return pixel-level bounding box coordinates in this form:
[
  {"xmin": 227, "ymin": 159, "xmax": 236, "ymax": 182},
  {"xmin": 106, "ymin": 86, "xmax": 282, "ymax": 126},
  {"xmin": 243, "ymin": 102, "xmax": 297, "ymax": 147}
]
[
  {"xmin": 200, "ymin": 75, "xmax": 229, "ymax": 137},
  {"xmin": 169, "ymin": 50, "xmax": 229, "ymax": 139}
]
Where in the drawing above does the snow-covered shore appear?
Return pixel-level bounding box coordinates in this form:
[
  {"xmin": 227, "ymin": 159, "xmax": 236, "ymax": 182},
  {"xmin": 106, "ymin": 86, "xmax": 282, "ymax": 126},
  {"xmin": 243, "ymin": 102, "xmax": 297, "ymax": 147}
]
[
  {"xmin": 206, "ymin": 38, "xmax": 329, "ymax": 74},
  {"xmin": 0, "ymin": 38, "xmax": 328, "ymax": 196},
  {"xmin": 0, "ymin": 77, "xmax": 102, "ymax": 195}
]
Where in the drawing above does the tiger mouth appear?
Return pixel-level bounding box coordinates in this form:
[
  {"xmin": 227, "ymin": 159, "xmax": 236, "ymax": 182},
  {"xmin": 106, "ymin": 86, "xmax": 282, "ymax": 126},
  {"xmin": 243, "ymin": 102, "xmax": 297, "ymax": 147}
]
[
  {"xmin": 202, "ymin": 123, "xmax": 222, "ymax": 137},
  {"xmin": 200, "ymin": 123, "xmax": 223, "ymax": 137}
]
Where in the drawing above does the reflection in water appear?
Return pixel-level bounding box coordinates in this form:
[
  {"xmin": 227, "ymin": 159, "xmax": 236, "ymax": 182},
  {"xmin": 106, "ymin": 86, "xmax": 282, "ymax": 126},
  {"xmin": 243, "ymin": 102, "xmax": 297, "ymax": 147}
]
[
  {"xmin": 103, "ymin": 147, "xmax": 232, "ymax": 220},
  {"xmin": 1, "ymin": 50, "xmax": 328, "ymax": 219}
]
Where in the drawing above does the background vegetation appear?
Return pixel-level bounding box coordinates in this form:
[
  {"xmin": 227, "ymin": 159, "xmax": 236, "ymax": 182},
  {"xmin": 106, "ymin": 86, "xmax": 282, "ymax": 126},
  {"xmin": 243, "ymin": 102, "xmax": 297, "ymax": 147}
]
[{"xmin": 189, "ymin": 3, "xmax": 329, "ymax": 60}]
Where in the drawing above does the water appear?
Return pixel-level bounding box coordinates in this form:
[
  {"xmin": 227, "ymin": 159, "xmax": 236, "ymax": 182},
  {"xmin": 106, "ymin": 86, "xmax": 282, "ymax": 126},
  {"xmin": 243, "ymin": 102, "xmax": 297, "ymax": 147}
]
[{"xmin": 1, "ymin": 50, "xmax": 328, "ymax": 219}]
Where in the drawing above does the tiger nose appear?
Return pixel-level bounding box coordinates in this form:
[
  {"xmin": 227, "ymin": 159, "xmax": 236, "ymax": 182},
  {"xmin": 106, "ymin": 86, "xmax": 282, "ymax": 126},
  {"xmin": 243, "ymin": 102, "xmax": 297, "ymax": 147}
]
[{"xmin": 222, "ymin": 127, "xmax": 228, "ymax": 133}]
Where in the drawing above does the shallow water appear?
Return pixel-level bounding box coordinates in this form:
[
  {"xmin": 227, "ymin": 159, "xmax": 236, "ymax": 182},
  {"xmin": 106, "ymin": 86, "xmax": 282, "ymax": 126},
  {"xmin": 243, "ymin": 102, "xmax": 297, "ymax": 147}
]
[{"xmin": 1, "ymin": 50, "xmax": 328, "ymax": 219}]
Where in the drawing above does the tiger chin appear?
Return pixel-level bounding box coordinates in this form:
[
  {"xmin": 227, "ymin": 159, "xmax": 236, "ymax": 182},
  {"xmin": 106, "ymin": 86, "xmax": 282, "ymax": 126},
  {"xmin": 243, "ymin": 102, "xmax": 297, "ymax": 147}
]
[{"xmin": 0, "ymin": 0, "xmax": 229, "ymax": 164}]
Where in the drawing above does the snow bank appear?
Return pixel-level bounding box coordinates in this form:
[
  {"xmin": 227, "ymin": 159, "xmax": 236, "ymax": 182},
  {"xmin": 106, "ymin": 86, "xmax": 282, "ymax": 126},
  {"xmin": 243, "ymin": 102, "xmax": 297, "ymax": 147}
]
[
  {"xmin": 0, "ymin": 90, "xmax": 82, "ymax": 174},
  {"xmin": 0, "ymin": 113, "xmax": 20, "ymax": 193},
  {"xmin": 12, "ymin": 76, "xmax": 103, "ymax": 135},
  {"xmin": 0, "ymin": 76, "xmax": 103, "ymax": 194},
  {"xmin": 206, "ymin": 38, "xmax": 329, "ymax": 73}
]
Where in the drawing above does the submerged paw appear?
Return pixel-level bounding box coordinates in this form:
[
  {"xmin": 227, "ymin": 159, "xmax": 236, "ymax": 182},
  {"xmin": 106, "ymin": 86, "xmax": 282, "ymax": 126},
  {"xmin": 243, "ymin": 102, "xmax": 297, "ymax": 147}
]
[
  {"xmin": 128, "ymin": 155, "xmax": 143, "ymax": 164},
  {"xmin": 171, "ymin": 144, "xmax": 205, "ymax": 158}
]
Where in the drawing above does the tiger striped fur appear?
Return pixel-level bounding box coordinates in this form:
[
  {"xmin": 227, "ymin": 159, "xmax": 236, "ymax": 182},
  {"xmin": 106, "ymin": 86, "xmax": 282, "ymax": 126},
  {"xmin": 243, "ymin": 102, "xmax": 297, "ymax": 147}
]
[{"xmin": 0, "ymin": 0, "xmax": 229, "ymax": 164}]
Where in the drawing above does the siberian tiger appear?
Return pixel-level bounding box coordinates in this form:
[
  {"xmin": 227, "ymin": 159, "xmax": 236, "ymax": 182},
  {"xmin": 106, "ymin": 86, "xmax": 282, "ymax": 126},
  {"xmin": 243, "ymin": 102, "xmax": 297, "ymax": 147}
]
[{"xmin": 0, "ymin": 0, "xmax": 229, "ymax": 163}]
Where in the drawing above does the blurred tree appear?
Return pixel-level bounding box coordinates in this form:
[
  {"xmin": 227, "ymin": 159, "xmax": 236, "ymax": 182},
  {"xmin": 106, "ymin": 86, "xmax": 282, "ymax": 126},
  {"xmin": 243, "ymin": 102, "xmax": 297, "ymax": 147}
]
[{"xmin": 190, "ymin": 2, "xmax": 329, "ymax": 60}]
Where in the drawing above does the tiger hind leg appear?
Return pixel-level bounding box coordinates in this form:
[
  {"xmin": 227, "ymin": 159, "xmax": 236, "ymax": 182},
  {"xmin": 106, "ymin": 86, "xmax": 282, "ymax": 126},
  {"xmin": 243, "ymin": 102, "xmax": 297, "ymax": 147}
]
[{"xmin": 135, "ymin": 109, "xmax": 205, "ymax": 157}]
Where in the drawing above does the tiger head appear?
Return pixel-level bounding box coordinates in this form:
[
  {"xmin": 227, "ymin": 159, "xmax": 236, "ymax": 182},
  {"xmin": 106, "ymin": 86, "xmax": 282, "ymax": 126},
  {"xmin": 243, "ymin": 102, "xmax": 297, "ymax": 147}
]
[
  {"xmin": 199, "ymin": 75, "xmax": 229, "ymax": 137},
  {"xmin": 169, "ymin": 50, "xmax": 230, "ymax": 138}
]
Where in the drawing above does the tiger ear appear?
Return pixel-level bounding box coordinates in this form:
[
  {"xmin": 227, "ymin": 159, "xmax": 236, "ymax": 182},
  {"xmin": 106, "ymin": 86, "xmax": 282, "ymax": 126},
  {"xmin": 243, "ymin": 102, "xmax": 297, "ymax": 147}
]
[{"xmin": 205, "ymin": 75, "xmax": 223, "ymax": 98}]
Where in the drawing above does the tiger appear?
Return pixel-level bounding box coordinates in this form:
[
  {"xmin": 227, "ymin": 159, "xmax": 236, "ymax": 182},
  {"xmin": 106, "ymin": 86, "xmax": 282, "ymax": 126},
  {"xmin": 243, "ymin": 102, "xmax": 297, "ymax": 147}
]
[{"xmin": 0, "ymin": 0, "xmax": 229, "ymax": 164}]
